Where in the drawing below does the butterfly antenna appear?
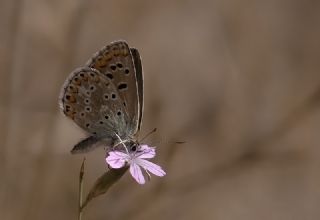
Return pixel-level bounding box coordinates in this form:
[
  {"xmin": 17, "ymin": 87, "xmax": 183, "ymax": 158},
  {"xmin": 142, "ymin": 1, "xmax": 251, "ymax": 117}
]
[
  {"xmin": 150, "ymin": 139, "xmax": 186, "ymax": 145},
  {"xmin": 139, "ymin": 128, "xmax": 157, "ymax": 142}
]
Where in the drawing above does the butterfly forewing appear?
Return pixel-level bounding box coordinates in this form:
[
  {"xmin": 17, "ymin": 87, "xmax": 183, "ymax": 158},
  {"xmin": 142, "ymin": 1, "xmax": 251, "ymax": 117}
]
[
  {"xmin": 59, "ymin": 67, "xmax": 130, "ymax": 138},
  {"xmin": 85, "ymin": 41, "xmax": 140, "ymax": 135},
  {"xmin": 130, "ymin": 48, "xmax": 144, "ymax": 131}
]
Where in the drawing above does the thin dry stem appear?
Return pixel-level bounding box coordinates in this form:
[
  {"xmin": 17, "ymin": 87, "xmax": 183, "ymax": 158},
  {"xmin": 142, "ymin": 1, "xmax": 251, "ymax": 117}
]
[{"xmin": 78, "ymin": 158, "xmax": 86, "ymax": 220}]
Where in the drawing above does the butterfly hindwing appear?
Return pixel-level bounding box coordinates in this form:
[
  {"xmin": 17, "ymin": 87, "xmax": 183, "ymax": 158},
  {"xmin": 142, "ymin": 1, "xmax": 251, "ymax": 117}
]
[{"xmin": 59, "ymin": 67, "xmax": 130, "ymax": 139}]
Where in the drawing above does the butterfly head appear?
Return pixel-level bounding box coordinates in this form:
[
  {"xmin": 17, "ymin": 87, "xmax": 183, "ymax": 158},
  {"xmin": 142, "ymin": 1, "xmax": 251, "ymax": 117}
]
[
  {"xmin": 126, "ymin": 140, "xmax": 139, "ymax": 152},
  {"xmin": 111, "ymin": 134, "xmax": 140, "ymax": 153}
]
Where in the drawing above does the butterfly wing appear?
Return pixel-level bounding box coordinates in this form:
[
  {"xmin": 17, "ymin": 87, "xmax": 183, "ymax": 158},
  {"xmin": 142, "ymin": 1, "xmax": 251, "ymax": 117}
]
[
  {"xmin": 85, "ymin": 40, "xmax": 141, "ymax": 136},
  {"xmin": 130, "ymin": 48, "xmax": 144, "ymax": 131},
  {"xmin": 59, "ymin": 67, "xmax": 132, "ymax": 152}
]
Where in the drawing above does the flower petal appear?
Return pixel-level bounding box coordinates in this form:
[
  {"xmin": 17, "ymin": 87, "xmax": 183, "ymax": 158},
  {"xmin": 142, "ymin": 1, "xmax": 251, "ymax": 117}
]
[
  {"xmin": 136, "ymin": 158, "xmax": 166, "ymax": 177},
  {"xmin": 129, "ymin": 162, "xmax": 145, "ymax": 184},
  {"xmin": 137, "ymin": 145, "xmax": 156, "ymax": 159},
  {"xmin": 106, "ymin": 151, "xmax": 127, "ymax": 168}
]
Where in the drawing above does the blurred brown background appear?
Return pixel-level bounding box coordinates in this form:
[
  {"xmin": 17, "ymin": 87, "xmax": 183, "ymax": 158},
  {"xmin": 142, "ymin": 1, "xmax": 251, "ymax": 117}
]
[{"xmin": 1, "ymin": 0, "xmax": 320, "ymax": 219}]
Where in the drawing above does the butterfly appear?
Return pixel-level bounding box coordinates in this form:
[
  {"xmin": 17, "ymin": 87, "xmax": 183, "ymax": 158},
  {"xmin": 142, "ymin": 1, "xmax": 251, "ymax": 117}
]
[{"xmin": 59, "ymin": 40, "xmax": 144, "ymax": 154}]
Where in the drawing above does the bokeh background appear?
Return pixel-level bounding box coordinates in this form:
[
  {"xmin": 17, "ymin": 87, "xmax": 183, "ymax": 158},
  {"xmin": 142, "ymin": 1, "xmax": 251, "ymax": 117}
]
[{"xmin": 1, "ymin": 0, "xmax": 320, "ymax": 219}]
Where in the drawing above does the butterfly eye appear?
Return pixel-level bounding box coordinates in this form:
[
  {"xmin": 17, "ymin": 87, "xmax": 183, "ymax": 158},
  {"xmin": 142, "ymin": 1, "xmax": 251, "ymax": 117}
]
[{"xmin": 131, "ymin": 145, "xmax": 137, "ymax": 152}]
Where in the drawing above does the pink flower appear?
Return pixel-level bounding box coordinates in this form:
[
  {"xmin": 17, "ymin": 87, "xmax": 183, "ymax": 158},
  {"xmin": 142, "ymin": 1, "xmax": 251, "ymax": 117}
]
[{"xmin": 106, "ymin": 145, "xmax": 166, "ymax": 184}]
